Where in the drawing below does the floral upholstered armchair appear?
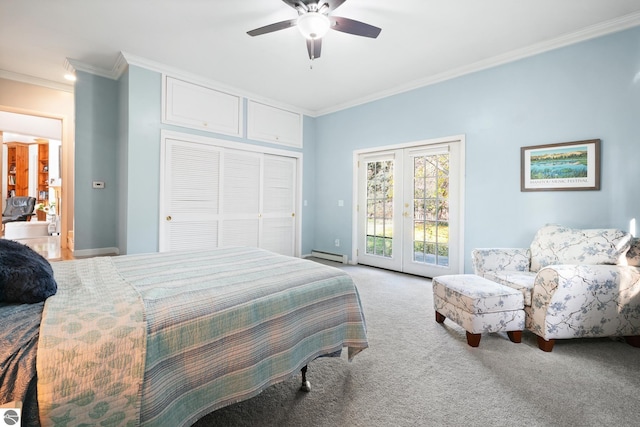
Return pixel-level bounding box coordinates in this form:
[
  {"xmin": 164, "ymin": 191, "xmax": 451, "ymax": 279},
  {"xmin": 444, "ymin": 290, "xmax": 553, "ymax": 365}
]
[{"xmin": 472, "ymin": 224, "xmax": 640, "ymax": 351}]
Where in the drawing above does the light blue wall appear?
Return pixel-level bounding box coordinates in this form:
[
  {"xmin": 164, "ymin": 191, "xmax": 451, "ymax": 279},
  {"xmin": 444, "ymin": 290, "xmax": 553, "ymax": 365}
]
[
  {"xmin": 123, "ymin": 66, "xmax": 163, "ymax": 254},
  {"xmin": 117, "ymin": 69, "xmax": 129, "ymax": 254},
  {"xmin": 301, "ymin": 115, "xmax": 317, "ymax": 255},
  {"xmin": 108, "ymin": 65, "xmax": 315, "ymax": 255},
  {"xmin": 314, "ymin": 26, "xmax": 640, "ymax": 272},
  {"xmin": 73, "ymin": 27, "xmax": 639, "ymax": 269},
  {"xmin": 74, "ymin": 71, "xmax": 119, "ymax": 251}
]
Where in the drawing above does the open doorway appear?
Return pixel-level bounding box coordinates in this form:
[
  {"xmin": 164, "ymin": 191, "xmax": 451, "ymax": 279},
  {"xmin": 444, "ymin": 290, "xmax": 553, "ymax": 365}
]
[{"xmin": 1, "ymin": 111, "xmax": 65, "ymax": 259}]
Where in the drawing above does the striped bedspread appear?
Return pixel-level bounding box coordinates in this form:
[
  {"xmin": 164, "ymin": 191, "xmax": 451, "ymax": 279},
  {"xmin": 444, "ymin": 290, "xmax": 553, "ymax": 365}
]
[{"xmin": 38, "ymin": 247, "xmax": 368, "ymax": 427}]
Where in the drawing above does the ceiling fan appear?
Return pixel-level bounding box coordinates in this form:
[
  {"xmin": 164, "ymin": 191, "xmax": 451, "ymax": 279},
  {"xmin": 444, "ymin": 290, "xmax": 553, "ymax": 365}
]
[{"xmin": 247, "ymin": 0, "xmax": 381, "ymax": 60}]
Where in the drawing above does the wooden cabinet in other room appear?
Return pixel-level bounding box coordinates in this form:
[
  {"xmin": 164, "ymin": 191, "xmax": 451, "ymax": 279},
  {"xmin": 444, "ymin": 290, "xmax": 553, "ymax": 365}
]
[{"xmin": 6, "ymin": 143, "xmax": 29, "ymax": 198}]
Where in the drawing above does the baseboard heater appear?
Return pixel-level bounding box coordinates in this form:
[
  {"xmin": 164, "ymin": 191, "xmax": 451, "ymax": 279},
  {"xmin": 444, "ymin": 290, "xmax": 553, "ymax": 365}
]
[{"xmin": 310, "ymin": 250, "xmax": 348, "ymax": 264}]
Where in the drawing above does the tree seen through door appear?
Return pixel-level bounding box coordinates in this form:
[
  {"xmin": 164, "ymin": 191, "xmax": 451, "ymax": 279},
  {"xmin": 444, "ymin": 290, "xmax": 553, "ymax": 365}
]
[
  {"xmin": 366, "ymin": 160, "xmax": 394, "ymax": 257},
  {"xmin": 413, "ymin": 153, "xmax": 449, "ymax": 266}
]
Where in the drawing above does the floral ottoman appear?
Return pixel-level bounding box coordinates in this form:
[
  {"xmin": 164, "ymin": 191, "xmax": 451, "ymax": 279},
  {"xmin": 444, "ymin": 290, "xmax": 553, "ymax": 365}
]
[{"xmin": 433, "ymin": 274, "xmax": 525, "ymax": 347}]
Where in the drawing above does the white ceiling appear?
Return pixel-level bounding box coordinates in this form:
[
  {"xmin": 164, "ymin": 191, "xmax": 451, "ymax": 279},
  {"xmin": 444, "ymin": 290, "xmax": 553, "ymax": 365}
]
[{"xmin": 1, "ymin": 0, "xmax": 640, "ymax": 116}]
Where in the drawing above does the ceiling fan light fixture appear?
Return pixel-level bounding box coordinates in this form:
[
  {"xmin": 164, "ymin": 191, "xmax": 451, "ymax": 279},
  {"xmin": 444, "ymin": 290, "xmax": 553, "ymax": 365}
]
[{"xmin": 297, "ymin": 12, "xmax": 330, "ymax": 39}]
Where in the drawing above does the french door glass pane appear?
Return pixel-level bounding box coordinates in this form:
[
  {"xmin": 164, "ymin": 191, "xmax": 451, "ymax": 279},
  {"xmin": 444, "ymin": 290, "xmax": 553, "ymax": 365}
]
[
  {"xmin": 413, "ymin": 154, "xmax": 449, "ymax": 266},
  {"xmin": 366, "ymin": 160, "xmax": 394, "ymax": 258}
]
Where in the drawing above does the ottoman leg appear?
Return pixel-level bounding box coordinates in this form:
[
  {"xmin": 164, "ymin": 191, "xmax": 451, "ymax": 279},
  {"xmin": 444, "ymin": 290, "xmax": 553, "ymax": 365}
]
[
  {"xmin": 624, "ymin": 335, "xmax": 640, "ymax": 348},
  {"xmin": 466, "ymin": 332, "xmax": 481, "ymax": 347},
  {"xmin": 537, "ymin": 336, "xmax": 555, "ymax": 352},
  {"xmin": 435, "ymin": 311, "xmax": 446, "ymax": 323},
  {"xmin": 507, "ymin": 331, "xmax": 522, "ymax": 343}
]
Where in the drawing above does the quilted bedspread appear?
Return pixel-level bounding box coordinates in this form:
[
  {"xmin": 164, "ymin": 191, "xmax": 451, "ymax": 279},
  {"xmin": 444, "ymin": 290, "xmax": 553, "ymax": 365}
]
[
  {"xmin": 37, "ymin": 257, "xmax": 147, "ymax": 427},
  {"xmin": 37, "ymin": 247, "xmax": 368, "ymax": 427}
]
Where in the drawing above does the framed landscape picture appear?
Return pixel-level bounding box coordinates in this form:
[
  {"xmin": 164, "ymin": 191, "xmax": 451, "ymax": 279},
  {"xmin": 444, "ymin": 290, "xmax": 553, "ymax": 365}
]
[{"xmin": 521, "ymin": 139, "xmax": 601, "ymax": 191}]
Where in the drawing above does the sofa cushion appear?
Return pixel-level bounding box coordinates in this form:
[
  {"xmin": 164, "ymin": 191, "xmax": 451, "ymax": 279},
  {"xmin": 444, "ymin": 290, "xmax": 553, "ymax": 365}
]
[{"xmin": 530, "ymin": 224, "xmax": 632, "ymax": 272}]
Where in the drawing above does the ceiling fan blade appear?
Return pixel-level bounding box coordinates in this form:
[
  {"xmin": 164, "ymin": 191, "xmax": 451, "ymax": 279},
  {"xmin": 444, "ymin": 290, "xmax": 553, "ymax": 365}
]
[
  {"xmin": 247, "ymin": 19, "xmax": 298, "ymax": 37},
  {"xmin": 330, "ymin": 16, "xmax": 381, "ymax": 38},
  {"xmin": 306, "ymin": 38, "xmax": 322, "ymax": 60}
]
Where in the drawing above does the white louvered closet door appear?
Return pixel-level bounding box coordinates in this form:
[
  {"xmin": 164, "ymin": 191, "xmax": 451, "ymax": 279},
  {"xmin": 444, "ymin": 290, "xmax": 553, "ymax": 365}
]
[
  {"xmin": 261, "ymin": 154, "xmax": 296, "ymax": 256},
  {"xmin": 220, "ymin": 149, "xmax": 261, "ymax": 248},
  {"xmin": 160, "ymin": 138, "xmax": 222, "ymax": 251},
  {"xmin": 161, "ymin": 136, "xmax": 299, "ymax": 256}
]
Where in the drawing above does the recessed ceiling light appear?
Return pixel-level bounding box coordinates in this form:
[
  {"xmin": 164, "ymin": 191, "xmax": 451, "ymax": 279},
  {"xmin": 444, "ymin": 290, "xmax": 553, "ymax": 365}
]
[{"xmin": 64, "ymin": 73, "xmax": 76, "ymax": 82}]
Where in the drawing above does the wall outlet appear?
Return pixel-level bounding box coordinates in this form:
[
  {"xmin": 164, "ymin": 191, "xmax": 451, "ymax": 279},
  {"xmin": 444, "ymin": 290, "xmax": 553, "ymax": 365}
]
[
  {"xmin": 92, "ymin": 181, "xmax": 105, "ymax": 189},
  {"xmin": 334, "ymin": 239, "xmax": 340, "ymax": 247}
]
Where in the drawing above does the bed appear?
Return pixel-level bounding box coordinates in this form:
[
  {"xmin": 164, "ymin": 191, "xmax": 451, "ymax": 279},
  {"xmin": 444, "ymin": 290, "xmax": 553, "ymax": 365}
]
[{"xmin": 0, "ymin": 244, "xmax": 369, "ymax": 427}]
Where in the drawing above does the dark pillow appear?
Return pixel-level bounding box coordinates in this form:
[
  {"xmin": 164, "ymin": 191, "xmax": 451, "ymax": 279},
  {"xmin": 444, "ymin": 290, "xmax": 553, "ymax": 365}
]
[{"xmin": 0, "ymin": 239, "xmax": 57, "ymax": 303}]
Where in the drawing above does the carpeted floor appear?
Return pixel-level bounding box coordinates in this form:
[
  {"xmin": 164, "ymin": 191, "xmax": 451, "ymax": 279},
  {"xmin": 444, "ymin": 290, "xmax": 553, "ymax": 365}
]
[{"xmin": 194, "ymin": 260, "xmax": 640, "ymax": 427}]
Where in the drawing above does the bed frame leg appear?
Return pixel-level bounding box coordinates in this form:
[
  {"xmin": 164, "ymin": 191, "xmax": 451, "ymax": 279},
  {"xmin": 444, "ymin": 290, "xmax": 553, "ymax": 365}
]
[{"xmin": 300, "ymin": 365, "xmax": 311, "ymax": 392}]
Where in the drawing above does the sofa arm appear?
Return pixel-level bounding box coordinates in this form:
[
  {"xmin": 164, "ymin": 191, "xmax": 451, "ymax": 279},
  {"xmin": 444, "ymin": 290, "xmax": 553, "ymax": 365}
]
[
  {"xmin": 471, "ymin": 248, "xmax": 531, "ymax": 276},
  {"xmin": 527, "ymin": 264, "xmax": 640, "ymax": 340}
]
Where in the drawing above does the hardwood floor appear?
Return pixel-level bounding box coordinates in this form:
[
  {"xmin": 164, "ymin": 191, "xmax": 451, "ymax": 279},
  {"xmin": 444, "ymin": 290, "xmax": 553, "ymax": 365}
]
[
  {"xmin": 13, "ymin": 235, "xmax": 75, "ymax": 260},
  {"xmin": 10, "ymin": 235, "xmax": 118, "ymax": 260}
]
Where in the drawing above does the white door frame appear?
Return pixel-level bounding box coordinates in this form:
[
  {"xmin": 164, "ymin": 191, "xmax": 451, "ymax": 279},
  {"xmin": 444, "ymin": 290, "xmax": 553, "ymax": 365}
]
[{"xmin": 352, "ymin": 134, "xmax": 465, "ymax": 275}]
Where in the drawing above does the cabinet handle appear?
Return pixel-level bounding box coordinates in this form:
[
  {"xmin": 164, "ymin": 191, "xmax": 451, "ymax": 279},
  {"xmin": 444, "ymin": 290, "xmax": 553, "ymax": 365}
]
[{"xmin": 166, "ymin": 216, "xmax": 172, "ymax": 221}]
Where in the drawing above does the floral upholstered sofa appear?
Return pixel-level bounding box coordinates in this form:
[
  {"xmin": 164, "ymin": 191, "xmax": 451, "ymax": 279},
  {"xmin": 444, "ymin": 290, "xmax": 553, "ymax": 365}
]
[{"xmin": 472, "ymin": 224, "xmax": 640, "ymax": 351}]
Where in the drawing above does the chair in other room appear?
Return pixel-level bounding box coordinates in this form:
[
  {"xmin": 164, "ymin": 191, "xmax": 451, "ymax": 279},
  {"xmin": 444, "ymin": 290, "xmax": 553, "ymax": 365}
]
[{"xmin": 2, "ymin": 196, "xmax": 37, "ymax": 224}]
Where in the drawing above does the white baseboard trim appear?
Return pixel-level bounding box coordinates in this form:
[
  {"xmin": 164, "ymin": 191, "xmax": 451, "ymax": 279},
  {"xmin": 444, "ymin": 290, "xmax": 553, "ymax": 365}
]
[
  {"xmin": 72, "ymin": 247, "xmax": 119, "ymax": 258},
  {"xmin": 307, "ymin": 250, "xmax": 348, "ymax": 264}
]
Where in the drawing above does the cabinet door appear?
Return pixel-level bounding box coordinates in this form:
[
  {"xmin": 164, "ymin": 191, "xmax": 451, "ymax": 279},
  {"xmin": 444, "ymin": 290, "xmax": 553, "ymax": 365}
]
[
  {"xmin": 164, "ymin": 76, "xmax": 242, "ymax": 137},
  {"xmin": 160, "ymin": 138, "xmax": 222, "ymax": 251},
  {"xmin": 247, "ymin": 100, "xmax": 302, "ymax": 147},
  {"xmin": 15, "ymin": 145, "xmax": 30, "ymax": 196}
]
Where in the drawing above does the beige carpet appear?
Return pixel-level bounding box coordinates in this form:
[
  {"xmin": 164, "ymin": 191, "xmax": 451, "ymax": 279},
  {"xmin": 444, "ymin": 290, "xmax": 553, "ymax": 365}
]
[{"xmin": 194, "ymin": 260, "xmax": 640, "ymax": 427}]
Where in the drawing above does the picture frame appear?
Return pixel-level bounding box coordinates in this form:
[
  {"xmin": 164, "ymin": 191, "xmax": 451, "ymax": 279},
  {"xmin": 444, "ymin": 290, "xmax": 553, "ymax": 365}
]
[{"xmin": 521, "ymin": 139, "xmax": 601, "ymax": 192}]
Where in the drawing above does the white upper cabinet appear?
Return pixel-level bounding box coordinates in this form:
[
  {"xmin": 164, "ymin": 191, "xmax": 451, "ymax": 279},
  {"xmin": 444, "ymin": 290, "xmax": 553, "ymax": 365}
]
[
  {"xmin": 163, "ymin": 76, "xmax": 242, "ymax": 137},
  {"xmin": 247, "ymin": 100, "xmax": 302, "ymax": 148}
]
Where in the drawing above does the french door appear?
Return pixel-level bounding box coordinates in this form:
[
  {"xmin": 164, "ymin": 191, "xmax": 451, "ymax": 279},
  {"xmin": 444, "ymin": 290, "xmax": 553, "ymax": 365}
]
[{"xmin": 356, "ymin": 138, "xmax": 464, "ymax": 277}]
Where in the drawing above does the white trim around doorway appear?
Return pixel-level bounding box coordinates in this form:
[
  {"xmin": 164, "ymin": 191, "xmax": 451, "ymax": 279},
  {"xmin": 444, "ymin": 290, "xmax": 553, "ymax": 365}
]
[{"xmin": 351, "ymin": 134, "xmax": 466, "ymax": 271}]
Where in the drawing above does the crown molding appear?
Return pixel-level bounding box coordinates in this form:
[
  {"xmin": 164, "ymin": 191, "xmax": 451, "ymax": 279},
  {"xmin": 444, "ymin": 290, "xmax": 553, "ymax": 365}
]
[
  {"xmin": 64, "ymin": 55, "xmax": 128, "ymax": 80},
  {"xmin": 0, "ymin": 69, "xmax": 74, "ymax": 93},
  {"xmin": 121, "ymin": 51, "xmax": 246, "ymax": 96},
  {"xmin": 66, "ymin": 51, "xmax": 312, "ymax": 116},
  {"xmin": 313, "ymin": 12, "xmax": 640, "ymax": 117},
  {"xmin": 120, "ymin": 52, "xmax": 314, "ymax": 117},
  {"xmin": 51, "ymin": 11, "xmax": 640, "ymax": 117}
]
